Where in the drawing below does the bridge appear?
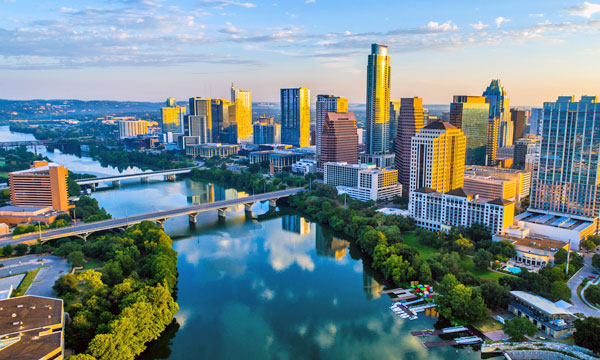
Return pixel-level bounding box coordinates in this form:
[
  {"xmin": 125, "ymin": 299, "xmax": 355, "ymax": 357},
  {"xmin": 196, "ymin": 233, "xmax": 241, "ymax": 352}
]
[
  {"xmin": 1, "ymin": 188, "xmax": 303, "ymax": 246},
  {"xmin": 75, "ymin": 167, "xmax": 202, "ymax": 189},
  {"xmin": 0, "ymin": 140, "xmax": 62, "ymax": 152}
]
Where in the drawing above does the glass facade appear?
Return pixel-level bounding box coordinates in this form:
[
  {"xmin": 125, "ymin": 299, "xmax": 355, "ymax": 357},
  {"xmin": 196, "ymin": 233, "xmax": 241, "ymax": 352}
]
[
  {"xmin": 531, "ymin": 96, "xmax": 600, "ymax": 218},
  {"xmin": 449, "ymin": 96, "xmax": 490, "ymax": 166},
  {"xmin": 281, "ymin": 87, "xmax": 311, "ymax": 147},
  {"xmin": 366, "ymin": 44, "xmax": 391, "ymax": 155}
]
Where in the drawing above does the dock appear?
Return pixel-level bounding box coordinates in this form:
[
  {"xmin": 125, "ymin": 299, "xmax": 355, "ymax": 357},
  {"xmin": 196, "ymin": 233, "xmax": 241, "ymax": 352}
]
[
  {"xmin": 410, "ymin": 326, "xmax": 468, "ymax": 337},
  {"xmin": 409, "ymin": 303, "xmax": 437, "ymax": 313},
  {"xmin": 390, "ymin": 303, "xmax": 417, "ymax": 320},
  {"xmin": 390, "ymin": 293, "xmax": 418, "ymax": 301},
  {"xmin": 423, "ymin": 336, "xmax": 483, "ymax": 348}
]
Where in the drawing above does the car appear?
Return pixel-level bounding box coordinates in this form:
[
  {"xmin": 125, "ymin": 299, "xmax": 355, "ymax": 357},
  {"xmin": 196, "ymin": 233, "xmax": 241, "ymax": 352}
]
[{"xmin": 588, "ymin": 275, "xmax": 597, "ymax": 279}]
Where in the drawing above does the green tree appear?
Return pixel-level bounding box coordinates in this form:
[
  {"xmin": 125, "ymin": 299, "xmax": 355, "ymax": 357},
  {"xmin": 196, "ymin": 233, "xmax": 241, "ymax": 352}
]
[
  {"xmin": 581, "ymin": 239, "xmax": 597, "ymax": 251},
  {"xmin": 1, "ymin": 245, "xmax": 13, "ymax": 257},
  {"xmin": 503, "ymin": 317, "xmax": 538, "ymax": 341},
  {"xmin": 14, "ymin": 243, "xmax": 28, "ymax": 256},
  {"xmin": 419, "ymin": 262, "xmax": 433, "ymax": 284},
  {"xmin": 53, "ymin": 273, "xmax": 79, "ymax": 296},
  {"xmin": 550, "ymin": 281, "xmax": 571, "ymax": 301},
  {"xmin": 357, "ymin": 229, "xmax": 387, "ymax": 257},
  {"xmin": 593, "ymin": 254, "xmax": 600, "ymax": 270},
  {"xmin": 67, "ymin": 251, "xmax": 86, "ymax": 267},
  {"xmin": 480, "ymin": 281, "xmax": 510, "ymax": 310},
  {"xmin": 473, "ymin": 249, "xmax": 494, "ymax": 271},
  {"xmin": 587, "ymin": 235, "xmax": 600, "ymax": 246},
  {"xmin": 68, "ymin": 355, "xmax": 97, "ymax": 360},
  {"xmin": 584, "ymin": 285, "xmax": 600, "ymax": 306},
  {"xmin": 574, "ymin": 317, "xmax": 600, "ymax": 353}
]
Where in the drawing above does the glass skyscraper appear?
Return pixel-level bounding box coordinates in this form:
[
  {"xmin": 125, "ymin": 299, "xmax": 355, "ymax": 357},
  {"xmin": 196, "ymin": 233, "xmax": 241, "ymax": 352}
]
[
  {"xmin": 530, "ymin": 96, "xmax": 600, "ymax": 218},
  {"xmin": 316, "ymin": 94, "xmax": 348, "ymax": 158},
  {"xmin": 281, "ymin": 87, "xmax": 310, "ymax": 147},
  {"xmin": 366, "ymin": 44, "xmax": 391, "ymax": 155},
  {"xmin": 449, "ymin": 95, "xmax": 490, "ymax": 166}
]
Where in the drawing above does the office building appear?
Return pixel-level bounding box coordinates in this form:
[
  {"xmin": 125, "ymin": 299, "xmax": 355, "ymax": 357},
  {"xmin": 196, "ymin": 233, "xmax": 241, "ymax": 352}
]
[
  {"xmin": 486, "ymin": 116, "xmax": 500, "ymax": 167},
  {"xmin": 508, "ymin": 291, "xmax": 576, "ymax": 339},
  {"xmin": 211, "ymin": 99, "xmax": 235, "ymax": 143},
  {"xmin": 185, "ymin": 143, "xmax": 239, "ymax": 158},
  {"xmin": 366, "ymin": 44, "xmax": 391, "ymax": 155},
  {"xmin": 9, "ymin": 161, "xmax": 69, "ymax": 211},
  {"xmin": 389, "ymin": 99, "xmax": 401, "ymax": 147},
  {"xmin": 410, "ymin": 187, "xmax": 514, "ymax": 235},
  {"xmin": 320, "ymin": 112, "xmax": 359, "ymax": 166},
  {"xmin": 292, "ymin": 159, "xmax": 317, "ymax": 175},
  {"xmin": 498, "ymin": 119, "xmax": 514, "ymax": 147},
  {"xmin": 316, "ymin": 95, "xmax": 348, "ymax": 157},
  {"xmin": 510, "ymin": 108, "xmax": 528, "ymax": 141},
  {"xmin": 360, "ymin": 153, "xmax": 395, "ymax": 168},
  {"xmin": 492, "ymin": 226, "xmax": 568, "ymax": 267},
  {"xmin": 324, "ymin": 162, "xmax": 401, "ymax": 202},
  {"xmin": 118, "ymin": 119, "xmax": 149, "ymax": 139},
  {"xmin": 281, "ymin": 87, "xmax": 310, "ymax": 147},
  {"xmin": 464, "ymin": 165, "xmax": 531, "ymax": 204},
  {"xmin": 409, "ymin": 120, "xmax": 466, "ymax": 193},
  {"xmin": 513, "ymin": 135, "xmax": 540, "ymax": 172},
  {"xmin": 529, "ymin": 108, "xmax": 543, "ymax": 136},
  {"xmin": 483, "ymin": 79, "xmax": 510, "ymax": 122},
  {"xmin": 253, "ymin": 117, "xmax": 281, "ymax": 145},
  {"xmin": 530, "ymin": 96, "xmax": 600, "ymax": 219},
  {"xmin": 231, "ymin": 86, "xmax": 253, "ymax": 143},
  {"xmin": 186, "ymin": 97, "xmax": 212, "ymax": 139},
  {"xmin": 463, "ymin": 174, "xmax": 517, "ymax": 202},
  {"xmin": 160, "ymin": 97, "xmax": 186, "ymax": 134},
  {"xmin": 449, "ymin": 95, "xmax": 490, "ymax": 165},
  {"xmin": 249, "ymin": 149, "xmax": 307, "ymax": 173},
  {"xmin": 0, "ymin": 295, "xmax": 64, "ymax": 360},
  {"xmin": 394, "ymin": 97, "xmax": 425, "ymax": 188}
]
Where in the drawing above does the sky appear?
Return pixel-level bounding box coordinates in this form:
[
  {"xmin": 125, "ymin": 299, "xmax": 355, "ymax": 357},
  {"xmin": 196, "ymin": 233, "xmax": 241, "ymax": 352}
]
[{"xmin": 1, "ymin": 0, "xmax": 600, "ymax": 106}]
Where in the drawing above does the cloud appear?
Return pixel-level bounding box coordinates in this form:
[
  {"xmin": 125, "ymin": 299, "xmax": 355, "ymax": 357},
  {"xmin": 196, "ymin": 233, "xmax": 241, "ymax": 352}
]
[
  {"xmin": 529, "ymin": 13, "xmax": 544, "ymax": 18},
  {"xmin": 199, "ymin": 0, "xmax": 257, "ymax": 8},
  {"xmin": 566, "ymin": 2, "xmax": 600, "ymax": 18},
  {"xmin": 495, "ymin": 16, "xmax": 511, "ymax": 27},
  {"xmin": 219, "ymin": 22, "xmax": 247, "ymax": 34},
  {"xmin": 426, "ymin": 21, "xmax": 458, "ymax": 32},
  {"xmin": 306, "ymin": 0, "xmax": 316, "ymax": 3},
  {"xmin": 470, "ymin": 21, "xmax": 488, "ymax": 30}
]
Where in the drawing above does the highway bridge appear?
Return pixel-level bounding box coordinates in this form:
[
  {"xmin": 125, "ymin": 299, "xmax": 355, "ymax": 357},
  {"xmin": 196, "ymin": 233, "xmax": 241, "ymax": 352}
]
[
  {"xmin": 0, "ymin": 140, "xmax": 62, "ymax": 151},
  {"xmin": 75, "ymin": 167, "xmax": 201, "ymax": 189},
  {"xmin": 1, "ymin": 188, "xmax": 303, "ymax": 246}
]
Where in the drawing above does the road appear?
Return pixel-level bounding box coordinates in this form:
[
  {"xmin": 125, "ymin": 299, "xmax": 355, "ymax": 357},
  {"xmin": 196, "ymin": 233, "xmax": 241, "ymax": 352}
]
[
  {"xmin": 75, "ymin": 166, "xmax": 200, "ymax": 185},
  {"xmin": 0, "ymin": 255, "xmax": 69, "ymax": 298},
  {"xmin": 0, "ymin": 188, "xmax": 303, "ymax": 246},
  {"xmin": 567, "ymin": 253, "xmax": 600, "ymax": 317}
]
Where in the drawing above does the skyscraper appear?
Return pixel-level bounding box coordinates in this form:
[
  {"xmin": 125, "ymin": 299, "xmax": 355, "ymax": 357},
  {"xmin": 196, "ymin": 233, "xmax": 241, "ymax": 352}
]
[
  {"xmin": 449, "ymin": 95, "xmax": 490, "ymax": 165},
  {"xmin": 530, "ymin": 96, "xmax": 600, "ymax": 218},
  {"xmin": 366, "ymin": 44, "xmax": 391, "ymax": 155},
  {"xmin": 529, "ymin": 108, "xmax": 543, "ymax": 136},
  {"xmin": 211, "ymin": 99, "xmax": 235, "ymax": 143},
  {"xmin": 321, "ymin": 112, "xmax": 358, "ymax": 166},
  {"xmin": 389, "ymin": 99, "xmax": 401, "ymax": 148},
  {"xmin": 187, "ymin": 97, "xmax": 212, "ymax": 138},
  {"xmin": 409, "ymin": 120, "xmax": 466, "ymax": 193},
  {"xmin": 394, "ymin": 97, "xmax": 424, "ymax": 188},
  {"xmin": 281, "ymin": 87, "xmax": 310, "ymax": 147},
  {"xmin": 482, "ymin": 79, "xmax": 510, "ymax": 151},
  {"xmin": 316, "ymin": 95, "xmax": 348, "ymax": 158},
  {"xmin": 231, "ymin": 86, "xmax": 253, "ymax": 143},
  {"xmin": 161, "ymin": 97, "xmax": 186, "ymax": 134},
  {"xmin": 253, "ymin": 116, "xmax": 280, "ymax": 144},
  {"xmin": 513, "ymin": 135, "xmax": 540, "ymax": 172},
  {"xmin": 498, "ymin": 119, "xmax": 514, "ymax": 147},
  {"xmin": 510, "ymin": 108, "xmax": 528, "ymax": 141}
]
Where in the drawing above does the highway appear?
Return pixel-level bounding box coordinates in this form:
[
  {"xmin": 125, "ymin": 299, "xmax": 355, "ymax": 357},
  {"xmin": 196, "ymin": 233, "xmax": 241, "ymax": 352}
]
[
  {"xmin": 75, "ymin": 166, "xmax": 201, "ymax": 185},
  {"xmin": 1, "ymin": 188, "xmax": 303, "ymax": 246}
]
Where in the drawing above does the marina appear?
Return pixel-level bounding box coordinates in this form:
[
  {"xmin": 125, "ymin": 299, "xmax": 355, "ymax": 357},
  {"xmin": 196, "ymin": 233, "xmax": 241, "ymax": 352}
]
[{"xmin": 423, "ymin": 336, "xmax": 483, "ymax": 348}]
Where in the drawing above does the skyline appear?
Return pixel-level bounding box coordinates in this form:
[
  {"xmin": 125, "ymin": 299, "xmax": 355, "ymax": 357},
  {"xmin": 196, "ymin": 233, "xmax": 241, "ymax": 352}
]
[{"xmin": 1, "ymin": 1, "xmax": 600, "ymax": 105}]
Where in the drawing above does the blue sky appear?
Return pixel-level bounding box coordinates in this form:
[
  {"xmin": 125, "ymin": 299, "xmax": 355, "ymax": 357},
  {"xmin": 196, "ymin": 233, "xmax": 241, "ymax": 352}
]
[{"xmin": 1, "ymin": 0, "xmax": 600, "ymax": 106}]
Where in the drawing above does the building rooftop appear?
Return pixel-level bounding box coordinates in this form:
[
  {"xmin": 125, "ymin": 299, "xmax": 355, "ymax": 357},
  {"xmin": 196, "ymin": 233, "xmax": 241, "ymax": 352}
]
[
  {"xmin": 0, "ymin": 295, "xmax": 62, "ymax": 335},
  {"xmin": 9, "ymin": 162, "xmax": 62, "ymax": 175},
  {"xmin": 488, "ymin": 198, "xmax": 513, "ymax": 206},
  {"xmin": 501, "ymin": 234, "xmax": 567, "ymax": 252},
  {"xmin": 510, "ymin": 291, "xmax": 571, "ymax": 315},
  {"xmin": 423, "ymin": 120, "xmax": 456, "ymax": 130},
  {"xmin": 515, "ymin": 211, "xmax": 594, "ymax": 231}
]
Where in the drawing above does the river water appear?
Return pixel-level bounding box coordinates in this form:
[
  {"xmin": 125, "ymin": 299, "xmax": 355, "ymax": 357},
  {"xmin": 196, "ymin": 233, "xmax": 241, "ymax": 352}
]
[{"xmin": 0, "ymin": 126, "xmax": 486, "ymax": 359}]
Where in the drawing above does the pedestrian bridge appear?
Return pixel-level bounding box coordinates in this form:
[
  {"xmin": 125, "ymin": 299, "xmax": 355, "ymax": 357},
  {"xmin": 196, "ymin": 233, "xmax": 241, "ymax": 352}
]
[
  {"xmin": 75, "ymin": 167, "xmax": 201, "ymax": 189},
  {"xmin": 3, "ymin": 188, "xmax": 303, "ymax": 245}
]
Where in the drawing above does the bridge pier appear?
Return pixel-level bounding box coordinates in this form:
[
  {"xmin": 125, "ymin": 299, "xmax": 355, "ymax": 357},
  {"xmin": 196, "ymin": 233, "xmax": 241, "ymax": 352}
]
[
  {"xmin": 269, "ymin": 199, "xmax": 277, "ymax": 209},
  {"xmin": 112, "ymin": 180, "xmax": 121, "ymax": 187},
  {"xmin": 244, "ymin": 202, "xmax": 255, "ymax": 213},
  {"xmin": 218, "ymin": 207, "xmax": 230, "ymax": 219},
  {"xmin": 164, "ymin": 174, "xmax": 176, "ymax": 181},
  {"xmin": 188, "ymin": 213, "xmax": 199, "ymax": 224},
  {"xmin": 74, "ymin": 232, "xmax": 91, "ymax": 241},
  {"xmin": 141, "ymin": 177, "xmax": 149, "ymax": 184},
  {"xmin": 155, "ymin": 219, "xmax": 166, "ymax": 228}
]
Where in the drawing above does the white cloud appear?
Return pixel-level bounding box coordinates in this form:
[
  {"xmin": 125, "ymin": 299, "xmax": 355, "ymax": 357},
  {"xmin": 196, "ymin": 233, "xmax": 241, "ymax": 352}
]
[
  {"xmin": 426, "ymin": 21, "xmax": 458, "ymax": 32},
  {"xmin": 495, "ymin": 16, "xmax": 511, "ymax": 27},
  {"xmin": 529, "ymin": 13, "xmax": 544, "ymax": 17},
  {"xmin": 470, "ymin": 21, "xmax": 487, "ymax": 30},
  {"xmin": 566, "ymin": 2, "xmax": 600, "ymax": 18},
  {"xmin": 199, "ymin": 0, "xmax": 257, "ymax": 9},
  {"xmin": 306, "ymin": 0, "xmax": 315, "ymax": 3}
]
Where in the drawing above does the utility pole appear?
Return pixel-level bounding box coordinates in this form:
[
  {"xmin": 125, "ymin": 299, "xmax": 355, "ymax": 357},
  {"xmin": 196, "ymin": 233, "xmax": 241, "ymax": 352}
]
[{"xmin": 565, "ymin": 238, "xmax": 571, "ymax": 276}]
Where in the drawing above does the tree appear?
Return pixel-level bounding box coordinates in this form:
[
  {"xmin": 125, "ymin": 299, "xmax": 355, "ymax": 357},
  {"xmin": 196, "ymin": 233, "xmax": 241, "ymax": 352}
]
[
  {"xmin": 574, "ymin": 317, "xmax": 600, "ymax": 353},
  {"xmin": 1, "ymin": 245, "xmax": 13, "ymax": 257},
  {"xmin": 587, "ymin": 235, "xmax": 600, "ymax": 246},
  {"xmin": 53, "ymin": 273, "xmax": 79, "ymax": 296},
  {"xmin": 14, "ymin": 243, "xmax": 28, "ymax": 256},
  {"xmin": 593, "ymin": 254, "xmax": 600, "ymax": 270},
  {"xmin": 357, "ymin": 229, "xmax": 386, "ymax": 257},
  {"xmin": 473, "ymin": 249, "xmax": 494, "ymax": 271},
  {"xmin": 67, "ymin": 251, "xmax": 86, "ymax": 267},
  {"xmin": 480, "ymin": 281, "xmax": 510, "ymax": 310},
  {"xmin": 419, "ymin": 262, "xmax": 432, "ymax": 284},
  {"xmin": 581, "ymin": 239, "xmax": 597, "ymax": 251},
  {"xmin": 584, "ymin": 285, "xmax": 600, "ymax": 306},
  {"xmin": 550, "ymin": 281, "xmax": 571, "ymax": 301},
  {"xmin": 503, "ymin": 317, "xmax": 538, "ymax": 341}
]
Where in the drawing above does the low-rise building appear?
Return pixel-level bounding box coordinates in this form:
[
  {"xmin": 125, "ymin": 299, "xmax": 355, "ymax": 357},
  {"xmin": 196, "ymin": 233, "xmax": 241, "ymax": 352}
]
[
  {"xmin": 463, "ymin": 174, "xmax": 517, "ymax": 202},
  {"xmin": 0, "ymin": 205, "xmax": 65, "ymax": 225},
  {"xmin": 292, "ymin": 159, "xmax": 317, "ymax": 175},
  {"xmin": 493, "ymin": 226, "xmax": 568, "ymax": 267},
  {"xmin": 0, "ymin": 295, "xmax": 64, "ymax": 359},
  {"xmin": 185, "ymin": 143, "xmax": 239, "ymax": 158},
  {"xmin": 508, "ymin": 291, "xmax": 576, "ymax": 339},
  {"xmin": 118, "ymin": 119, "xmax": 149, "ymax": 139},
  {"xmin": 249, "ymin": 149, "xmax": 307, "ymax": 173},
  {"xmin": 324, "ymin": 162, "xmax": 401, "ymax": 202},
  {"xmin": 464, "ymin": 165, "xmax": 531, "ymax": 204},
  {"xmin": 409, "ymin": 187, "xmax": 514, "ymax": 235}
]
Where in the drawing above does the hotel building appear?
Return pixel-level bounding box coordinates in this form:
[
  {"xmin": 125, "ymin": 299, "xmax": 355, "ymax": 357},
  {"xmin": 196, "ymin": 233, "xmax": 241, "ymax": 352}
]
[
  {"xmin": 316, "ymin": 95, "xmax": 348, "ymax": 158},
  {"xmin": 118, "ymin": 119, "xmax": 149, "ymax": 139},
  {"xmin": 160, "ymin": 97, "xmax": 186, "ymax": 134},
  {"xmin": 324, "ymin": 162, "xmax": 401, "ymax": 202},
  {"xmin": 9, "ymin": 161, "xmax": 69, "ymax": 211},
  {"xmin": 253, "ymin": 116, "xmax": 281, "ymax": 145}
]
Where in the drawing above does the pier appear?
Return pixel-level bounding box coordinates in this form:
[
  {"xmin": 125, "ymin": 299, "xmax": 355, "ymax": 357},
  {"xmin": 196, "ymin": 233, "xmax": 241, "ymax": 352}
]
[
  {"xmin": 423, "ymin": 336, "xmax": 483, "ymax": 348},
  {"xmin": 411, "ymin": 326, "xmax": 468, "ymax": 337}
]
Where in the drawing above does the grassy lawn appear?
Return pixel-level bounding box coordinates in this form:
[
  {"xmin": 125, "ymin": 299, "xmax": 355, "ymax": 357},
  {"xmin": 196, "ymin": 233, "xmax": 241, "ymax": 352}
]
[
  {"xmin": 404, "ymin": 232, "xmax": 437, "ymax": 260},
  {"xmin": 460, "ymin": 256, "xmax": 510, "ymax": 281},
  {"xmin": 474, "ymin": 317, "xmax": 504, "ymax": 332},
  {"xmin": 558, "ymin": 336, "xmax": 575, "ymax": 346},
  {"xmin": 12, "ymin": 268, "xmax": 41, "ymax": 297},
  {"xmin": 84, "ymin": 258, "xmax": 104, "ymax": 270}
]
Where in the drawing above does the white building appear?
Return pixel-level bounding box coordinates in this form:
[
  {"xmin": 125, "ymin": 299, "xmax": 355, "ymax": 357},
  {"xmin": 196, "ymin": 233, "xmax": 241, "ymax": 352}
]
[
  {"xmin": 324, "ymin": 162, "xmax": 401, "ymax": 202},
  {"xmin": 409, "ymin": 187, "xmax": 514, "ymax": 235},
  {"xmin": 292, "ymin": 159, "xmax": 317, "ymax": 175},
  {"xmin": 118, "ymin": 119, "xmax": 149, "ymax": 139}
]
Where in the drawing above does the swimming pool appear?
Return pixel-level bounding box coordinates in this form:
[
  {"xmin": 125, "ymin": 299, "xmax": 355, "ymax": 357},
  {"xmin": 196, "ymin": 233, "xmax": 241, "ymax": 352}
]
[{"xmin": 506, "ymin": 267, "xmax": 522, "ymax": 274}]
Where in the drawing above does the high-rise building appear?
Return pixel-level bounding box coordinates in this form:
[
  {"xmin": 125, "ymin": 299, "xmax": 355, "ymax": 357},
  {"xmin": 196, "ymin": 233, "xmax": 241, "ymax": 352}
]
[
  {"xmin": 187, "ymin": 97, "xmax": 212, "ymax": 135},
  {"xmin": 449, "ymin": 95, "xmax": 490, "ymax": 165},
  {"xmin": 118, "ymin": 119, "xmax": 149, "ymax": 139},
  {"xmin": 366, "ymin": 44, "xmax": 391, "ymax": 155},
  {"xmin": 211, "ymin": 99, "xmax": 235, "ymax": 143},
  {"xmin": 320, "ymin": 112, "xmax": 358, "ymax": 166},
  {"xmin": 513, "ymin": 135, "xmax": 540, "ymax": 172},
  {"xmin": 160, "ymin": 97, "xmax": 186, "ymax": 134},
  {"xmin": 529, "ymin": 108, "xmax": 543, "ymax": 136},
  {"xmin": 253, "ymin": 116, "xmax": 280, "ymax": 144},
  {"xmin": 498, "ymin": 119, "xmax": 514, "ymax": 147},
  {"xmin": 231, "ymin": 86, "xmax": 253, "ymax": 143},
  {"xmin": 530, "ymin": 96, "xmax": 600, "ymax": 218},
  {"xmin": 394, "ymin": 97, "xmax": 424, "ymax": 188},
  {"xmin": 316, "ymin": 95, "xmax": 348, "ymax": 157},
  {"xmin": 281, "ymin": 87, "xmax": 310, "ymax": 147},
  {"xmin": 389, "ymin": 99, "xmax": 401, "ymax": 147},
  {"xmin": 487, "ymin": 117, "xmax": 500, "ymax": 167},
  {"xmin": 510, "ymin": 108, "xmax": 528, "ymax": 141},
  {"xmin": 409, "ymin": 120, "xmax": 466, "ymax": 193},
  {"xmin": 9, "ymin": 161, "xmax": 70, "ymax": 211},
  {"xmin": 483, "ymin": 79, "xmax": 510, "ymax": 122}
]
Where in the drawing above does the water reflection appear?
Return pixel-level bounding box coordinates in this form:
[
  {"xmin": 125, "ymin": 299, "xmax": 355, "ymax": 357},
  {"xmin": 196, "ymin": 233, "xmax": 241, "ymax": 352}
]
[
  {"xmin": 281, "ymin": 214, "xmax": 311, "ymax": 235},
  {"xmin": 315, "ymin": 226, "xmax": 350, "ymax": 260}
]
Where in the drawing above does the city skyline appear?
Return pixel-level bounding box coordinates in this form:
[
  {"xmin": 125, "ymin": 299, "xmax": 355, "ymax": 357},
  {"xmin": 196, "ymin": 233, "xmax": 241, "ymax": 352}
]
[{"xmin": 1, "ymin": 1, "xmax": 600, "ymax": 105}]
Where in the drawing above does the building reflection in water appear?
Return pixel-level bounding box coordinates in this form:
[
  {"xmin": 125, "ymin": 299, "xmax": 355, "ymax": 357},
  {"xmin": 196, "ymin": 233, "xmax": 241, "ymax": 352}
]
[
  {"xmin": 281, "ymin": 214, "xmax": 311, "ymax": 235},
  {"xmin": 187, "ymin": 182, "xmax": 249, "ymax": 210},
  {"xmin": 315, "ymin": 226, "xmax": 350, "ymax": 260},
  {"xmin": 362, "ymin": 268, "xmax": 384, "ymax": 301}
]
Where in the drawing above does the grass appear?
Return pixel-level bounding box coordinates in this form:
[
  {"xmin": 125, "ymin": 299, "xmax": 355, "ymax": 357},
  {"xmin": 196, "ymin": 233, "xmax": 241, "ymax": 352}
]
[
  {"xmin": 558, "ymin": 336, "xmax": 575, "ymax": 346},
  {"xmin": 12, "ymin": 268, "xmax": 41, "ymax": 297},
  {"xmin": 403, "ymin": 232, "xmax": 437, "ymax": 260},
  {"xmin": 84, "ymin": 258, "xmax": 104, "ymax": 270},
  {"xmin": 474, "ymin": 317, "xmax": 504, "ymax": 332},
  {"xmin": 459, "ymin": 256, "xmax": 510, "ymax": 281}
]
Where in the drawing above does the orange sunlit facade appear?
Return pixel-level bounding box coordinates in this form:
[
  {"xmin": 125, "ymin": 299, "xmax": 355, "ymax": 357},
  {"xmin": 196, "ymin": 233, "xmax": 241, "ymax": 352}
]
[{"xmin": 9, "ymin": 161, "xmax": 71, "ymax": 211}]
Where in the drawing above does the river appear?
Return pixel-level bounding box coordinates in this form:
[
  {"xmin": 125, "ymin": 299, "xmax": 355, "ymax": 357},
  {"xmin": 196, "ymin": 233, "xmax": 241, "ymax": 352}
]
[{"xmin": 0, "ymin": 126, "xmax": 487, "ymax": 359}]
